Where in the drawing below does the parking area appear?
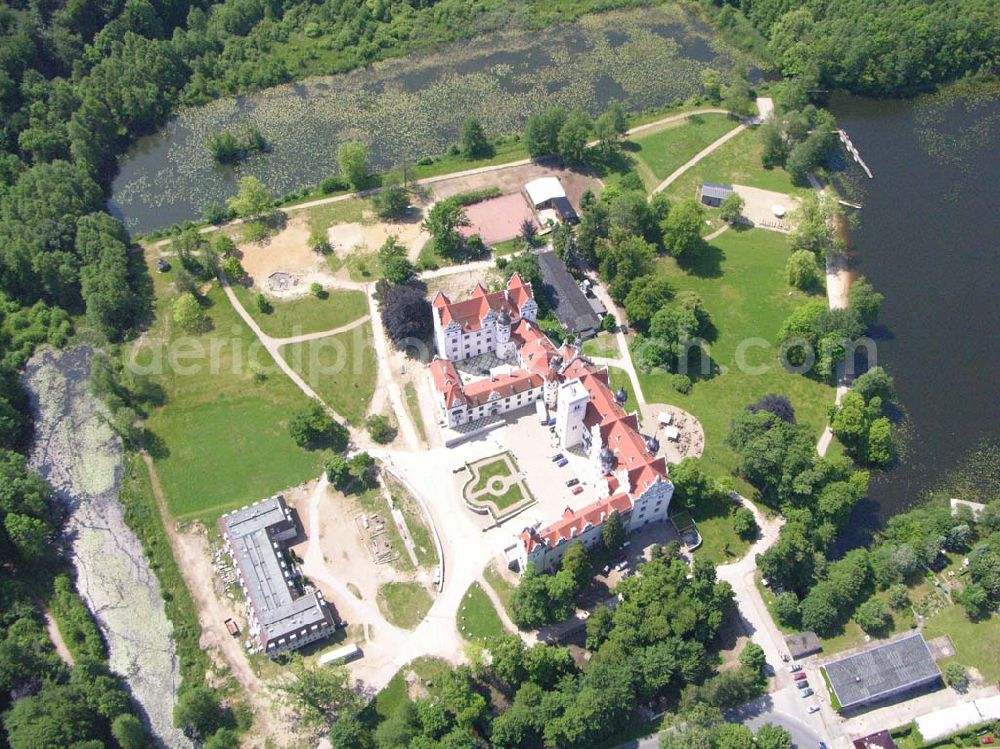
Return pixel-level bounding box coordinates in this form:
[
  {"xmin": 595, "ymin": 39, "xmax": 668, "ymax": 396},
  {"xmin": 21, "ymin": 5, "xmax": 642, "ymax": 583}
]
[{"xmin": 491, "ymin": 409, "xmax": 599, "ymax": 526}]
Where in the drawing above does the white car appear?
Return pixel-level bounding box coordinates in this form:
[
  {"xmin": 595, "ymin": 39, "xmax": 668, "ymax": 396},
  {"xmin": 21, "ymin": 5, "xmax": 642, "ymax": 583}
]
[
  {"xmin": 788, "ymin": 664, "xmax": 802, "ymax": 673},
  {"xmin": 807, "ymin": 705, "xmax": 820, "ymax": 714}
]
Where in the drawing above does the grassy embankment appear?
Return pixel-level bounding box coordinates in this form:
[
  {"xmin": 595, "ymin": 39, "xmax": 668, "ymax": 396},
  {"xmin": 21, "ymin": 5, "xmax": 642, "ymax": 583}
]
[
  {"xmin": 457, "ymin": 582, "xmax": 506, "ymax": 642},
  {"xmin": 138, "ymin": 260, "xmax": 333, "ymax": 523},
  {"xmin": 384, "ymin": 474, "xmax": 438, "ymax": 569},
  {"xmin": 232, "ymin": 286, "xmax": 368, "ymax": 339},
  {"xmin": 403, "ymin": 382, "xmax": 428, "ymax": 443},
  {"xmin": 483, "ymin": 563, "xmax": 518, "ymax": 623},
  {"xmin": 631, "ymin": 112, "xmax": 738, "ymax": 190},
  {"xmin": 377, "ymin": 582, "xmax": 434, "ymax": 630}
]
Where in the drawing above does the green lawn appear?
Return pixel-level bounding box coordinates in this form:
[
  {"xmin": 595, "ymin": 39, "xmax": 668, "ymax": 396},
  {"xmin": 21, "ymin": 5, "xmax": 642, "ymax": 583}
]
[
  {"xmin": 385, "ymin": 474, "xmax": 438, "ymax": 569},
  {"xmin": 138, "ymin": 272, "xmax": 331, "ymax": 522},
  {"xmin": 606, "ymin": 367, "xmax": 636, "ymax": 410},
  {"xmin": 638, "ymin": 229, "xmax": 835, "ymax": 484},
  {"xmin": 278, "ymin": 322, "xmax": 377, "ymax": 425},
  {"xmin": 457, "ymin": 582, "xmax": 506, "ymax": 642},
  {"xmin": 377, "ymin": 582, "xmax": 434, "ymax": 630},
  {"xmin": 924, "ymin": 606, "xmax": 1000, "ymax": 682},
  {"xmin": 686, "ymin": 492, "xmax": 751, "ymax": 565},
  {"xmin": 403, "ymin": 382, "xmax": 427, "ymax": 443},
  {"xmin": 582, "ymin": 333, "xmax": 619, "ymax": 358},
  {"xmin": 232, "ymin": 286, "xmax": 369, "ymax": 339},
  {"xmin": 302, "ymin": 197, "xmax": 370, "ymax": 236},
  {"xmin": 467, "ymin": 454, "xmax": 515, "ymax": 494},
  {"xmin": 632, "ymin": 113, "xmax": 738, "ymax": 189},
  {"xmin": 483, "ymin": 563, "xmax": 517, "ymax": 623},
  {"xmin": 663, "ymin": 126, "xmax": 812, "ymax": 205},
  {"xmin": 371, "ymin": 656, "xmax": 454, "ymax": 721}
]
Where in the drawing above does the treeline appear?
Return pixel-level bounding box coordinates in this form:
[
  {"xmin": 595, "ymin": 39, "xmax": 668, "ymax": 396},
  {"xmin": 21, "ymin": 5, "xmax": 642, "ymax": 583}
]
[
  {"xmin": 331, "ymin": 549, "xmax": 746, "ymax": 748},
  {"xmin": 709, "ymin": 0, "xmax": 999, "ymax": 96}
]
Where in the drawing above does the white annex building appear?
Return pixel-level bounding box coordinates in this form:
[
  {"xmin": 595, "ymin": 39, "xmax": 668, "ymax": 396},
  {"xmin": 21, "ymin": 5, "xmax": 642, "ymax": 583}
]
[{"xmin": 429, "ymin": 274, "xmax": 674, "ymax": 572}]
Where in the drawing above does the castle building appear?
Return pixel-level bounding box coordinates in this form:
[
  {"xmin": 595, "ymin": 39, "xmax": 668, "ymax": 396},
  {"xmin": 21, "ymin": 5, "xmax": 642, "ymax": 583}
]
[{"xmin": 428, "ymin": 274, "xmax": 674, "ymax": 573}]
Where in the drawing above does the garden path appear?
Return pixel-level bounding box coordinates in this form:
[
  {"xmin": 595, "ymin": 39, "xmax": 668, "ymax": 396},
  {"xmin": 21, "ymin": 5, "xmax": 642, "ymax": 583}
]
[{"xmin": 648, "ymin": 123, "xmax": 747, "ymax": 196}]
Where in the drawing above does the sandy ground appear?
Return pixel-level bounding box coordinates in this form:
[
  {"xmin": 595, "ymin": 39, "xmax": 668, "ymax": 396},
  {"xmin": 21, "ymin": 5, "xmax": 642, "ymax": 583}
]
[
  {"xmin": 459, "ymin": 193, "xmax": 537, "ymax": 244},
  {"xmin": 731, "ymin": 184, "xmax": 800, "ymax": 233},
  {"xmin": 328, "ymin": 213, "xmax": 430, "ymax": 265},
  {"xmin": 424, "ymin": 266, "xmax": 505, "ymax": 300},
  {"xmin": 639, "ymin": 403, "xmax": 705, "ymax": 464},
  {"xmin": 239, "ymin": 214, "xmax": 321, "ymax": 287}
]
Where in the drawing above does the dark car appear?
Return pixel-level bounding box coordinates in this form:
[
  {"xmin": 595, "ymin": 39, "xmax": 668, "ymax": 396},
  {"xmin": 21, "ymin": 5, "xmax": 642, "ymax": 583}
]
[{"xmin": 565, "ymin": 478, "xmax": 579, "ymax": 487}]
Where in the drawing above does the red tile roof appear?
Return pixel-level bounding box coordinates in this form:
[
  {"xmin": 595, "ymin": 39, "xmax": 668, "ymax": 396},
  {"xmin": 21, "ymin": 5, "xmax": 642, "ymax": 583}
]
[
  {"xmin": 434, "ymin": 274, "xmax": 535, "ymax": 332},
  {"xmin": 429, "ymin": 357, "xmax": 466, "ymax": 407},
  {"xmin": 462, "ymin": 370, "xmax": 543, "ymax": 406},
  {"xmin": 520, "ymin": 493, "xmax": 633, "ymax": 553}
]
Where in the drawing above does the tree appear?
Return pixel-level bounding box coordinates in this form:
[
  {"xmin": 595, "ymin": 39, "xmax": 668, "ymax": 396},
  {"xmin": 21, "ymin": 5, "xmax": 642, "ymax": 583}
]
[
  {"xmin": 733, "ymin": 507, "xmax": 757, "ymax": 540},
  {"xmin": 866, "ymin": 417, "xmax": 894, "ymax": 466},
  {"xmin": 774, "ymin": 591, "xmax": 801, "ymax": 627},
  {"xmin": 719, "ymin": 192, "xmax": 744, "ymax": 224},
  {"xmin": 789, "ymin": 193, "xmax": 834, "ymax": 257},
  {"xmin": 886, "ymin": 584, "xmax": 909, "ymax": 610},
  {"xmin": 799, "ymin": 583, "xmax": 839, "ymax": 636},
  {"xmin": 785, "ymin": 249, "xmax": 822, "ymax": 290},
  {"xmin": 172, "ymin": 293, "xmax": 208, "ymax": 333},
  {"xmin": 460, "ymin": 118, "xmax": 491, "ymax": 159},
  {"xmin": 852, "ymin": 367, "xmax": 897, "ymax": 404},
  {"xmin": 662, "ymin": 199, "xmax": 705, "ymax": 257},
  {"xmin": 204, "ymin": 728, "xmax": 240, "ymax": 749},
  {"xmin": 738, "ymin": 642, "xmax": 766, "ymax": 677},
  {"xmin": 174, "ymin": 686, "xmax": 225, "ymax": 739},
  {"xmin": 75, "ymin": 212, "xmax": 138, "ymax": 338},
  {"xmin": 377, "ymin": 236, "xmax": 415, "ymax": 285},
  {"xmin": 221, "ymin": 256, "xmax": 245, "ymax": 281},
  {"xmin": 623, "ymin": 275, "xmax": 673, "ymax": 332},
  {"xmin": 277, "ymin": 655, "xmax": 361, "ymax": 726},
  {"xmin": 337, "ymin": 141, "xmax": 368, "ymax": 188},
  {"xmin": 557, "ymin": 110, "xmax": 592, "ymax": 164},
  {"xmin": 510, "ymin": 565, "xmax": 552, "ymax": 628},
  {"xmin": 326, "ymin": 454, "xmax": 351, "ymax": 489},
  {"xmin": 226, "ymin": 176, "xmax": 272, "ymax": 219},
  {"xmin": 422, "ymin": 199, "xmax": 469, "ymax": 259},
  {"xmin": 760, "ymin": 119, "xmax": 788, "ymax": 168},
  {"xmin": 944, "ymin": 663, "xmax": 969, "ymax": 691},
  {"xmin": 111, "ymin": 713, "xmax": 148, "ymax": 749},
  {"xmin": 4, "ymin": 513, "xmax": 49, "ymax": 560},
  {"xmin": 552, "ymin": 222, "xmax": 578, "ymax": 265},
  {"xmin": 602, "ymin": 509, "xmax": 625, "ymax": 552},
  {"xmin": 754, "ymin": 723, "xmax": 793, "ymax": 749},
  {"xmin": 373, "ymin": 173, "xmax": 409, "ymax": 220},
  {"xmin": 329, "ymin": 715, "xmax": 372, "ymax": 749},
  {"xmin": 366, "ymin": 414, "xmax": 396, "ymax": 444},
  {"xmin": 561, "ymin": 542, "xmax": 590, "ymax": 590},
  {"xmin": 287, "ymin": 401, "xmax": 348, "ymax": 450},
  {"xmin": 585, "ymin": 605, "xmax": 614, "ymax": 649},
  {"xmin": 957, "ymin": 583, "xmax": 989, "ymax": 620},
  {"xmin": 380, "ymin": 284, "xmax": 432, "ymax": 348},
  {"xmin": 525, "ymin": 108, "xmax": 567, "ymax": 159},
  {"xmin": 848, "ymin": 276, "xmax": 884, "ymax": 327},
  {"xmin": 854, "ymin": 598, "xmax": 891, "ymax": 635},
  {"xmin": 594, "ymin": 104, "xmax": 627, "ymax": 154}
]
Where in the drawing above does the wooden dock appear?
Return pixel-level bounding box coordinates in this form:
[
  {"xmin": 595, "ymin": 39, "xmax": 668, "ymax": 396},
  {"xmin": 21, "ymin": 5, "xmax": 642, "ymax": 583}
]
[{"xmin": 837, "ymin": 129, "xmax": 873, "ymax": 178}]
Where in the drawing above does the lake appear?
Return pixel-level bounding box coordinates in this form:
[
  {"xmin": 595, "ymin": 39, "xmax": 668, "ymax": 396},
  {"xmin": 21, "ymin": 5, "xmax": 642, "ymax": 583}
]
[
  {"xmin": 830, "ymin": 85, "xmax": 1000, "ymax": 530},
  {"xmin": 110, "ymin": 6, "xmax": 737, "ymax": 234}
]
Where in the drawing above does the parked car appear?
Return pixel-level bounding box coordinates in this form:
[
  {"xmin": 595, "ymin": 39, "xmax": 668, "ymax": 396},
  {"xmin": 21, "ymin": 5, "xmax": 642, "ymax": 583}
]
[
  {"xmin": 793, "ymin": 672, "xmax": 808, "ymax": 681},
  {"xmin": 807, "ymin": 705, "xmax": 820, "ymax": 714},
  {"xmin": 556, "ymin": 458, "xmax": 569, "ymax": 467},
  {"xmin": 550, "ymin": 453, "xmax": 564, "ymax": 462},
  {"xmin": 800, "ymin": 688, "xmax": 814, "ymax": 698},
  {"xmin": 566, "ymin": 478, "xmax": 579, "ymax": 487},
  {"xmin": 796, "ymin": 680, "xmax": 810, "ymax": 690},
  {"xmin": 572, "ymin": 485, "xmax": 584, "ymax": 495},
  {"xmin": 788, "ymin": 664, "xmax": 802, "ymax": 673}
]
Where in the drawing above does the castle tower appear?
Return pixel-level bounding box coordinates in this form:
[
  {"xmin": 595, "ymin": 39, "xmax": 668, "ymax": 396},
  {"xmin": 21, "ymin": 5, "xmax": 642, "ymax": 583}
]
[
  {"xmin": 556, "ymin": 379, "xmax": 590, "ymax": 450},
  {"xmin": 495, "ymin": 310, "xmax": 512, "ymax": 357}
]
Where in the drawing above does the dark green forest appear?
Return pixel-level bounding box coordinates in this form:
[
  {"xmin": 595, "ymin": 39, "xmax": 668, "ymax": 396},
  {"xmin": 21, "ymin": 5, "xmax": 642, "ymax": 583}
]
[{"xmin": 0, "ymin": 0, "xmax": 997, "ymax": 746}]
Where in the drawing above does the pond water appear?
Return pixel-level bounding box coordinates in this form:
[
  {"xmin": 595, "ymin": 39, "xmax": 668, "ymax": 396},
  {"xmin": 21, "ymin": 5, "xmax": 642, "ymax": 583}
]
[
  {"xmin": 109, "ymin": 7, "xmax": 734, "ymax": 233},
  {"xmin": 830, "ymin": 86, "xmax": 1000, "ymax": 532},
  {"xmin": 25, "ymin": 348, "xmax": 191, "ymax": 749}
]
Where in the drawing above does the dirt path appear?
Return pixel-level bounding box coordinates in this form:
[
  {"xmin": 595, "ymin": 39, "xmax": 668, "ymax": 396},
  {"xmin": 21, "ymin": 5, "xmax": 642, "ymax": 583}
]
[
  {"xmin": 271, "ymin": 314, "xmax": 370, "ymax": 346},
  {"xmin": 42, "ymin": 608, "xmax": 75, "ymax": 667},
  {"xmin": 649, "ymin": 123, "xmax": 747, "ymax": 197},
  {"xmin": 477, "ymin": 573, "xmax": 522, "ymax": 637}
]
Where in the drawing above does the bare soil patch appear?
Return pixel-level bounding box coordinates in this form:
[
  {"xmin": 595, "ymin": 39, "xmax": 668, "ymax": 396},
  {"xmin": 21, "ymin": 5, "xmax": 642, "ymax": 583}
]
[
  {"xmin": 239, "ymin": 214, "xmax": 322, "ymax": 286},
  {"xmin": 328, "ymin": 213, "xmax": 430, "ymax": 264},
  {"xmin": 429, "ymin": 162, "xmax": 601, "ymax": 211},
  {"xmin": 459, "ymin": 193, "xmax": 536, "ymax": 244}
]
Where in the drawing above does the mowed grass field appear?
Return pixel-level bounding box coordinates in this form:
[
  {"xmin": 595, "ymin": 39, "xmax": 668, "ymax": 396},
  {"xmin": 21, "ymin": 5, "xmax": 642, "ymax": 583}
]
[
  {"xmin": 138, "ymin": 264, "xmax": 330, "ymax": 522},
  {"xmin": 632, "ymin": 113, "xmax": 738, "ymax": 189},
  {"xmin": 233, "ymin": 285, "xmax": 369, "ymax": 339},
  {"xmin": 279, "ymin": 322, "xmax": 377, "ymax": 425},
  {"xmin": 663, "ymin": 126, "xmax": 812, "ymax": 206},
  {"xmin": 457, "ymin": 582, "xmax": 506, "ymax": 642},
  {"xmin": 637, "ymin": 229, "xmax": 835, "ymax": 484}
]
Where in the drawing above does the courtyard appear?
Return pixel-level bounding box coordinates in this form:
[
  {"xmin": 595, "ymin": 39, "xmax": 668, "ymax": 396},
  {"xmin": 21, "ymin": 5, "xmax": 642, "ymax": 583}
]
[{"xmin": 462, "ymin": 452, "xmax": 535, "ymax": 519}]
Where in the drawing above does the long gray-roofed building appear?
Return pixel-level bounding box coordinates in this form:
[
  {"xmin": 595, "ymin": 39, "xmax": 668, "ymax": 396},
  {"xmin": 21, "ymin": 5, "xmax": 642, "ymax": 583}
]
[
  {"xmin": 220, "ymin": 496, "xmax": 336, "ymax": 656},
  {"xmin": 823, "ymin": 632, "xmax": 941, "ymax": 711},
  {"xmin": 537, "ymin": 251, "xmax": 601, "ymax": 338}
]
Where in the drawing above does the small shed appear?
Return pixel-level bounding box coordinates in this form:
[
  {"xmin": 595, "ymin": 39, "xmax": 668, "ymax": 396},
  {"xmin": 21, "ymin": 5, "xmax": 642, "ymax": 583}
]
[
  {"xmin": 699, "ymin": 182, "xmax": 734, "ymax": 207},
  {"xmin": 524, "ymin": 177, "xmax": 578, "ymax": 223},
  {"xmin": 785, "ymin": 631, "xmax": 822, "ymax": 659}
]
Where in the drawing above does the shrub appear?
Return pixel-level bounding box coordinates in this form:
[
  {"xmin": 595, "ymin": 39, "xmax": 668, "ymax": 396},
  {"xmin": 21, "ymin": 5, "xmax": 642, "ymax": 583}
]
[
  {"xmin": 854, "ymin": 598, "xmax": 892, "ymax": 636},
  {"xmin": 366, "ymin": 414, "xmax": 397, "ymax": 444},
  {"xmin": 944, "ymin": 663, "xmax": 968, "ymax": 691},
  {"xmin": 774, "ymin": 591, "xmax": 801, "ymax": 628},
  {"xmin": 672, "ymin": 374, "xmax": 692, "ymax": 393},
  {"xmin": 201, "ymin": 202, "xmax": 230, "ymax": 224},
  {"xmin": 786, "ymin": 250, "xmax": 822, "ymax": 290},
  {"xmin": 601, "ymin": 314, "xmax": 617, "ymax": 333},
  {"xmin": 309, "ymin": 282, "xmax": 327, "ymax": 299},
  {"xmin": 886, "ymin": 584, "xmax": 910, "ymax": 610},
  {"xmin": 255, "ymin": 293, "xmax": 272, "ymax": 314},
  {"xmin": 733, "ymin": 507, "xmax": 757, "ymax": 540},
  {"xmin": 287, "ymin": 401, "xmax": 348, "ymax": 450},
  {"xmin": 451, "ymin": 187, "xmax": 502, "ymax": 206},
  {"xmin": 221, "ymin": 256, "xmax": 245, "ymax": 281},
  {"xmin": 172, "ymin": 293, "xmax": 208, "ymax": 333},
  {"xmin": 319, "ymin": 176, "xmax": 348, "ymax": 194}
]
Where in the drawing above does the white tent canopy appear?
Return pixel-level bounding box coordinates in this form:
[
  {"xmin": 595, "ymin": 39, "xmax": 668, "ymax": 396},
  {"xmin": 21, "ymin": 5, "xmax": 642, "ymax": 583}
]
[{"xmin": 524, "ymin": 177, "xmax": 566, "ymax": 207}]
